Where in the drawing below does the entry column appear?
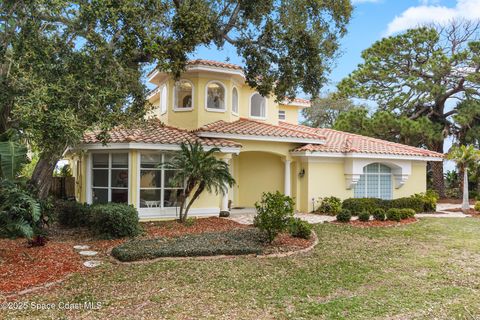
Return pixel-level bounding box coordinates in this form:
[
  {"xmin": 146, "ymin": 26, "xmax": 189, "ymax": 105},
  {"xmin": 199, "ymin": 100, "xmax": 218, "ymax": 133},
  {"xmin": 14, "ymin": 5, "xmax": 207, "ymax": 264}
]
[
  {"xmin": 284, "ymin": 159, "xmax": 291, "ymax": 196},
  {"xmin": 220, "ymin": 157, "xmax": 231, "ymax": 215}
]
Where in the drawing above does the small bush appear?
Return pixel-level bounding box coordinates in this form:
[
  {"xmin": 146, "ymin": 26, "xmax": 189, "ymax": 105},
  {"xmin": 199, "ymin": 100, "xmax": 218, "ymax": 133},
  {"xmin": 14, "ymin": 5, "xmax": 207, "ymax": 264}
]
[
  {"xmin": 399, "ymin": 208, "xmax": 416, "ymax": 219},
  {"xmin": 413, "ymin": 190, "xmax": 438, "ymax": 212},
  {"xmin": 254, "ymin": 191, "xmax": 295, "ymax": 243},
  {"xmin": 386, "ymin": 209, "xmax": 402, "ymax": 222},
  {"xmin": 288, "ymin": 218, "xmax": 312, "ymax": 239},
  {"xmin": 316, "ymin": 196, "xmax": 342, "ymax": 215},
  {"xmin": 336, "ymin": 209, "xmax": 352, "ymax": 223},
  {"xmin": 341, "ymin": 198, "xmax": 383, "ymax": 215},
  {"xmin": 90, "ymin": 203, "xmax": 141, "ymax": 238},
  {"xmin": 56, "ymin": 200, "xmax": 92, "ymax": 228},
  {"xmin": 372, "ymin": 208, "xmax": 386, "ymax": 221},
  {"xmin": 388, "ymin": 197, "xmax": 424, "ymax": 213},
  {"xmin": 475, "ymin": 201, "xmax": 480, "ymax": 212},
  {"xmin": 358, "ymin": 211, "xmax": 370, "ymax": 222}
]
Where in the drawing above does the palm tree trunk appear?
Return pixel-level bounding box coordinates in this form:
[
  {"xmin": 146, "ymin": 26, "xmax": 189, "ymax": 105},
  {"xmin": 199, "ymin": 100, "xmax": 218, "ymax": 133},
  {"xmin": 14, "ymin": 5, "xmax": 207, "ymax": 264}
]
[
  {"xmin": 183, "ymin": 184, "xmax": 205, "ymax": 222},
  {"xmin": 462, "ymin": 167, "xmax": 470, "ymax": 211}
]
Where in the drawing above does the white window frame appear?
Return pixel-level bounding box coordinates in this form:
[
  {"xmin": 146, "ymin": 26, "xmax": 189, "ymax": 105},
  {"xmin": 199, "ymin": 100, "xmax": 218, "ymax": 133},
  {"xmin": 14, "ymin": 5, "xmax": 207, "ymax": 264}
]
[
  {"xmin": 354, "ymin": 163, "xmax": 392, "ymax": 199},
  {"xmin": 90, "ymin": 151, "xmax": 130, "ymax": 204},
  {"xmin": 231, "ymin": 86, "xmax": 239, "ymax": 116},
  {"xmin": 278, "ymin": 110, "xmax": 286, "ymax": 120},
  {"xmin": 173, "ymin": 79, "xmax": 194, "ymax": 112},
  {"xmin": 137, "ymin": 152, "xmax": 184, "ymax": 210},
  {"xmin": 160, "ymin": 84, "xmax": 167, "ymax": 115},
  {"xmin": 249, "ymin": 92, "xmax": 267, "ymax": 120},
  {"xmin": 205, "ymin": 80, "xmax": 227, "ymax": 112}
]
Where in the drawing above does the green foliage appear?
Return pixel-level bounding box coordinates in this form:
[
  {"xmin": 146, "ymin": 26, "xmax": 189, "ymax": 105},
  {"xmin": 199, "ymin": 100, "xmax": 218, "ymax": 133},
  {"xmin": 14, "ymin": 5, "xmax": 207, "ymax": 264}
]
[
  {"xmin": 386, "ymin": 209, "xmax": 402, "ymax": 222},
  {"xmin": 0, "ymin": 141, "xmax": 28, "ymax": 180},
  {"xmin": 90, "ymin": 203, "xmax": 141, "ymax": 239},
  {"xmin": 56, "ymin": 200, "xmax": 92, "ymax": 228},
  {"xmin": 413, "ymin": 190, "xmax": 439, "ymax": 212},
  {"xmin": 254, "ymin": 191, "xmax": 295, "ymax": 243},
  {"xmin": 388, "ymin": 197, "xmax": 425, "ymax": 213},
  {"xmin": 399, "ymin": 209, "xmax": 416, "ymax": 219},
  {"xmin": 0, "ymin": 180, "xmax": 41, "ymax": 239},
  {"xmin": 372, "ymin": 208, "xmax": 386, "ymax": 221},
  {"xmin": 111, "ymin": 229, "xmax": 266, "ymax": 262},
  {"xmin": 358, "ymin": 211, "xmax": 370, "ymax": 222},
  {"xmin": 316, "ymin": 196, "xmax": 342, "ymax": 215},
  {"xmin": 164, "ymin": 142, "xmax": 235, "ymax": 222},
  {"xmin": 474, "ymin": 201, "xmax": 480, "ymax": 211},
  {"xmin": 342, "ymin": 198, "xmax": 383, "ymax": 215},
  {"xmin": 288, "ymin": 218, "xmax": 312, "ymax": 239},
  {"xmin": 336, "ymin": 209, "xmax": 352, "ymax": 223}
]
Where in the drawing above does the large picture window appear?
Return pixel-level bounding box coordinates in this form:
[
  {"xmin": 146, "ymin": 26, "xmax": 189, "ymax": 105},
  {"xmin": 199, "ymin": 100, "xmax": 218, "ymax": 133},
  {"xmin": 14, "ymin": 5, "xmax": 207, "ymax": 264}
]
[
  {"xmin": 354, "ymin": 163, "xmax": 392, "ymax": 200},
  {"xmin": 206, "ymin": 81, "xmax": 226, "ymax": 111},
  {"xmin": 92, "ymin": 153, "xmax": 129, "ymax": 204},
  {"xmin": 250, "ymin": 93, "xmax": 266, "ymax": 118},
  {"xmin": 139, "ymin": 153, "xmax": 183, "ymax": 208},
  {"xmin": 174, "ymin": 80, "xmax": 193, "ymax": 110}
]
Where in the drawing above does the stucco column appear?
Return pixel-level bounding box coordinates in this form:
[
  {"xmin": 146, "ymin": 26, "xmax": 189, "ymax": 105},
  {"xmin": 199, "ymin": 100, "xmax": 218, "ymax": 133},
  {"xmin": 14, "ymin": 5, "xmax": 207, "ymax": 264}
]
[
  {"xmin": 284, "ymin": 159, "xmax": 291, "ymax": 196},
  {"xmin": 220, "ymin": 158, "xmax": 231, "ymax": 215}
]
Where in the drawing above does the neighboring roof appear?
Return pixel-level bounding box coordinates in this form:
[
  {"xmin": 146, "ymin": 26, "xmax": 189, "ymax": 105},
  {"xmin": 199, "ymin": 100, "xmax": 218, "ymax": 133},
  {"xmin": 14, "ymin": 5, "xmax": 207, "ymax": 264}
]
[
  {"xmin": 82, "ymin": 119, "xmax": 241, "ymax": 148},
  {"xmin": 197, "ymin": 118, "xmax": 325, "ymax": 143},
  {"xmin": 279, "ymin": 122, "xmax": 443, "ymax": 159}
]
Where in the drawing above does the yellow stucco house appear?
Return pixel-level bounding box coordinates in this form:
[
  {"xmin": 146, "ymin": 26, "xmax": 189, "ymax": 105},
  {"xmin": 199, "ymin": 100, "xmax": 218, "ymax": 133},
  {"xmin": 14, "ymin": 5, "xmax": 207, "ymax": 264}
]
[{"xmin": 70, "ymin": 59, "xmax": 443, "ymax": 220}]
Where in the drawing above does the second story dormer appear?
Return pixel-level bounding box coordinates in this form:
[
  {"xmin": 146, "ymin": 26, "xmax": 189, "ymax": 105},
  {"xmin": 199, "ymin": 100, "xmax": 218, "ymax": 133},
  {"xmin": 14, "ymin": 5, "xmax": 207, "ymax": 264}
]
[{"xmin": 146, "ymin": 59, "xmax": 310, "ymax": 130}]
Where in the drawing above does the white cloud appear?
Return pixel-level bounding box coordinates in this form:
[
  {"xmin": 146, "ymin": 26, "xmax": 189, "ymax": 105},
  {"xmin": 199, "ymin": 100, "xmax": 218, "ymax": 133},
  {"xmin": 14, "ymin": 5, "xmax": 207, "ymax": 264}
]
[{"xmin": 386, "ymin": 0, "xmax": 480, "ymax": 35}]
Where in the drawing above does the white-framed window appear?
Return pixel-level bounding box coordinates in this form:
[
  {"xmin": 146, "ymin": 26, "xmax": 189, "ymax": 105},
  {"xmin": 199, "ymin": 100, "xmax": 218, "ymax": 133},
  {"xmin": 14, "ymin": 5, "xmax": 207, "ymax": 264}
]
[
  {"xmin": 205, "ymin": 81, "xmax": 226, "ymax": 111},
  {"xmin": 232, "ymin": 87, "xmax": 239, "ymax": 115},
  {"xmin": 354, "ymin": 163, "xmax": 392, "ymax": 200},
  {"xmin": 160, "ymin": 84, "xmax": 167, "ymax": 114},
  {"xmin": 139, "ymin": 152, "xmax": 184, "ymax": 208},
  {"xmin": 92, "ymin": 153, "xmax": 129, "ymax": 204},
  {"xmin": 250, "ymin": 93, "xmax": 266, "ymax": 119},
  {"xmin": 174, "ymin": 80, "xmax": 194, "ymax": 111},
  {"xmin": 278, "ymin": 110, "xmax": 286, "ymax": 120}
]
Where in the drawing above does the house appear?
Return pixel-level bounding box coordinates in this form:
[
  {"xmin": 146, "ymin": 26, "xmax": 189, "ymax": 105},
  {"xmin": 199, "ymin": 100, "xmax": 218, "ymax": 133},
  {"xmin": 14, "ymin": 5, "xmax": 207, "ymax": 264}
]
[{"xmin": 69, "ymin": 59, "xmax": 443, "ymax": 220}]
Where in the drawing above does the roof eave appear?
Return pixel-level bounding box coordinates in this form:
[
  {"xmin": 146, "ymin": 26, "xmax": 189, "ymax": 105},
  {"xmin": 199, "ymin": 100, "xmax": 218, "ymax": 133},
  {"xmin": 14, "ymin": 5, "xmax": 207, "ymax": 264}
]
[
  {"xmin": 290, "ymin": 151, "xmax": 443, "ymax": 162},
  {"xmin": 74, "ymin": 142, "xmax": 242, "ymax": 154},
  {"xmin": 196, "ymin": 131, "xmax": 325, "ymax": 145}
]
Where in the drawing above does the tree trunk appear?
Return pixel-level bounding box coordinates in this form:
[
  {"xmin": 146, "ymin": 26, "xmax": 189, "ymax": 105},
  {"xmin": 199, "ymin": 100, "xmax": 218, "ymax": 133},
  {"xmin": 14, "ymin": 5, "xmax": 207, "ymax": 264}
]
[
  {"xmin": 430, "ymin": 141, "xmax": 445, "ymax": 198},
  {"xmin": 29, "ymin": 157, "xmax": 58, "ymax": 199},
  {"xmin": 182, "ymin": 183, "xmax": 205, "ymax": 222},
  {"xmin": 462, "ymin": 167, "xmax": 470, "ymax": 211}
]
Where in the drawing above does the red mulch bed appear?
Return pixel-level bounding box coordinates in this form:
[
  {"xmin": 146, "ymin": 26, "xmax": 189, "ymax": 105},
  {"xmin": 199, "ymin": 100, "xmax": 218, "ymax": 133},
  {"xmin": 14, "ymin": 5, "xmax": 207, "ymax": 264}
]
[
  {"xmin": 444, "ymin": 208, "xmax": 480, "ymax": 216},
  {"xmin": 331, "ymin": 217, "xmax": 418, "ymax": 228},
  {"xmin": 438, "ymin": 198, "xmax": 476, "ymax": 205},
  {"xmin": 0, "ymin": 239, "xmax": 84, "ymax": 295},
  {"xmin": 265, "ymin": 232, "xmax": 313, "ymax": 254}
]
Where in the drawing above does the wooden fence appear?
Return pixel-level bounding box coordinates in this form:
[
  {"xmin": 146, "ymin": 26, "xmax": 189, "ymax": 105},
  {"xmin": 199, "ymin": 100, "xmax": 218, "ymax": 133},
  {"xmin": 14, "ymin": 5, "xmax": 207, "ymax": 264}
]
[{"xmin": 50, "ymin": 177, "xmax": 75, "ymax": 199}]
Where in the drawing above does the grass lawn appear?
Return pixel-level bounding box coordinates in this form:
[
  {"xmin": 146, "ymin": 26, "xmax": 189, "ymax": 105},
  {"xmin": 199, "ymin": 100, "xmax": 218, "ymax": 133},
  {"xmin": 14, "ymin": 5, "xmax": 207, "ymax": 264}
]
[{"xmin": 5, "ymin": 218, "xmax": 480, "ymax": 319}]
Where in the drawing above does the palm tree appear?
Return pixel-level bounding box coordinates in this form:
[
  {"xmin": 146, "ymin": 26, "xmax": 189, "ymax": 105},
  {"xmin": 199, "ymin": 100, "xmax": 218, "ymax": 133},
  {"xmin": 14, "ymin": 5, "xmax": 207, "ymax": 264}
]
[
  {"xmin": 447, "ymin": 145, "xmax": 480, "ymax": 210},
  {"xmin": 164, "ymin": 142, "xmax": 235, "ymax": 223}
]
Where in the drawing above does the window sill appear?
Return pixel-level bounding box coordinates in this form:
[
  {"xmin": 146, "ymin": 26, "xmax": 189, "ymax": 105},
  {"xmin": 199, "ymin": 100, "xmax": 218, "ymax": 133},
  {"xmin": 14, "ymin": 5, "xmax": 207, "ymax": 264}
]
[
  {"xmin": 173, "ymin": 108, "xmax": 193, "ymax": 112},
  {"xmin": 249, "ymin": 115, "xmax": 267, "ymax": 120},
  {"xmin": 232, "ymin": 111, "xmax": 239, "ymax": 116},
  {"xmin": 206, "ymin": 107, "xmax": 226, "ymax": 113}
]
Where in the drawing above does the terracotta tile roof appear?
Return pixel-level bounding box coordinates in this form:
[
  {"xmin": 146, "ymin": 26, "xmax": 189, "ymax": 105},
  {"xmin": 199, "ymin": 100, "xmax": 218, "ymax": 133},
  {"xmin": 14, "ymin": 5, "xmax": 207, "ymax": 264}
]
[
  {"xmin": 197, "ymin": 118, "xmax": 325, "ymax": 142},
  {"xmin": 187, "ymin": 59, "xmax": 243, "ymax": 71},
  {"xmin": 279, "ymin": 122, "xmax": 443, "ymax": 158},
  {"xmin": 83, "ymin": 119, "xmax": 241, "ymax": 148}
]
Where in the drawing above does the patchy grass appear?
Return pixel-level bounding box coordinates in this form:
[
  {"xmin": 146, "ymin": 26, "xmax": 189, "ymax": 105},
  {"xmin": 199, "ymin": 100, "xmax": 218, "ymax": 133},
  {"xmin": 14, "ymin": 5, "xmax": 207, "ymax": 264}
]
[{"xmin": 5, "ymin": 218, "xmax": 480, "ymax": 319}]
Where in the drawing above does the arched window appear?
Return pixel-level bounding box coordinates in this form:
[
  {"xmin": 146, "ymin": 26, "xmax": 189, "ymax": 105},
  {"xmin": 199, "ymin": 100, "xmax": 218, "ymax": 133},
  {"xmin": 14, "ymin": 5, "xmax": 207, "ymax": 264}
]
[
  {"xmin": 160, "ymin": 85, "xmax": 167, "ymax": 114},
  {"xmin": 205, "ymin": 81, "xmax": 226, "ymax": 111},
  {"xmin": 174, "ymin": 80, "xmax": 193, "ymax": 110},
  {"xmin": 232, "ymin": 87, "xmax": 239, "ymax": 114},
  {"xmin": 250, "ymin": 93, "xmax": 266, "ymax": 118},
  {"xmin": 354, "ymin": 163, "xmax": 392, "ymax": 199}
]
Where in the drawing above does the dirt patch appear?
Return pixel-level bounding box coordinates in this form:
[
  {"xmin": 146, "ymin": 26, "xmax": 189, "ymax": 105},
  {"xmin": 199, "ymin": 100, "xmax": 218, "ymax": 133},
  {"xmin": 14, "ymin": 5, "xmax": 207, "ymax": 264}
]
[{"xmin": 330, "ymin": 217, "xmax": 418, "ymax": 228}]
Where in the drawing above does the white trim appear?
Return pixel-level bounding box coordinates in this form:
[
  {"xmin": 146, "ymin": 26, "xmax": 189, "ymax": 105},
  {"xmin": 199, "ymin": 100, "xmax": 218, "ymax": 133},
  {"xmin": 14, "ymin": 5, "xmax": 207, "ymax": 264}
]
[
  {"xmin": 249, "ymin": 92, "xmax": 267, "ymax": 120},
  {"xmin": 147, "ymin": 69, "xmax": 159, "ymax": 82},
  {"xmin": 136, "ymin": 152, "xmax": 141, "ymax": 209},
  {"xmin": 290, "ymin": 151, "xmax": 443, "ymax": 162},
  {"xmin": 196, "ymin": 131, "xmax": 325, "ymax": 145},
  {"xmin": 86, "ymin": 153, "xmax": 92, "ymax": 204},
  {"xmin": 281, "ymin": 100, "xmax": 311, "ymax": 108},
  {"xmin": 186, "ymin": 65, "xmax": 245, "ymax": 78},
  {"xmin": 78, "ymin": 143, "xmax": 241, "ymax": 154},
  {"xmin": 205, "ymin": 80, "xmax": 227, "ymax": 112},
  {"xmin": 231, "ymin": 86, "xmax": 239, "ymax": 116},
  {"xmin": 278, "ymin": 110, "xmax": 286, "ymax": 120},
  {"xmin": 138, "ymin": 207, "xmax": 220, "ymax": 220},
  {"xmin": 146, "ymin": 86, "xmax": 161, "ymax": 100},
  {"xmin": 173, "ymin": 79, "xmax": 194, "ymax": 112},
  {"xmin": 160, "ymin": 83, "xmax": 168, "ymax": 115}
]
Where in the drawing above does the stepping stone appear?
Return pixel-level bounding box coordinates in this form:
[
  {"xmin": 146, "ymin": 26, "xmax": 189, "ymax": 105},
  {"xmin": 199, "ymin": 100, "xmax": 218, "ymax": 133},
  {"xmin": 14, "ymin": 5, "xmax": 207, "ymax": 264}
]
[
  {"xmin": 83, "ymin": 260, "xmax": 102, "ymax": 268},
  {"xmin": 73, "ymin": 245, "xmax": 90, "ymax": 250},
  {"xmin": 79, "ymin": 250, "xmax": 98, "ymax": 257}
]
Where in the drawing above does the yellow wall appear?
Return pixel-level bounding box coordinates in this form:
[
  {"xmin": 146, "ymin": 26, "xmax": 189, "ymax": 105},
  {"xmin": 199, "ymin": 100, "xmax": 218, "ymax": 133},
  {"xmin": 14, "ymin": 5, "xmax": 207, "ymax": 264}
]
[
  {"xmin": 393, "ymin": 161, "xmax": 427, "ymax": 198},
  {"xmin": 278, "ymin": 104, "xmax": 299, "ymax": 124}
]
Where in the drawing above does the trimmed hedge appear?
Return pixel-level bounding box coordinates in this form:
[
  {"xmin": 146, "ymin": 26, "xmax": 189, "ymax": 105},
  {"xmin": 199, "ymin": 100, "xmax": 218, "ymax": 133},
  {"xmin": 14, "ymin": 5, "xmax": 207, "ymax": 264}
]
[
  {"xmin": 336, "ymin": 209, "xmax": 352, "ymax": 223},
  {"xmin": 56, "ymin": 200, "xmax": 92, "ymax": 228},
  {"xmin": 112, "ymin": 228, "xmax": 266, "ymax": 261},
  {"xmin": 372, "ymin": 208, "xmax": 386, "ymax": 221},
  {"xmin": 341, "ymin": 195, "xmax": 429, "ymax": 215},
  {"xmin": 341, "ymin": 198, "xmax": 384, "ymax": 215},
  {"xmin": 388, "ymin": 197, "xmax": 424, "ymax": 213},
  {"xmin": 399, "ymin": 208, "xmax": 416, "ymax": 219},
  {"xmin": 358, "ymin": 211, "xmax": 370, "ymax": 222},
  {"xmin": 90, "ymin": 203, "xmax": 141, "ymax": 238},
  {"xmin": 386, "ymin": 209, "xmax": 402, "ymax": 222},
  {"xmin": 288, "ymin": 218, "xmax": 312, "ymax": 239}
]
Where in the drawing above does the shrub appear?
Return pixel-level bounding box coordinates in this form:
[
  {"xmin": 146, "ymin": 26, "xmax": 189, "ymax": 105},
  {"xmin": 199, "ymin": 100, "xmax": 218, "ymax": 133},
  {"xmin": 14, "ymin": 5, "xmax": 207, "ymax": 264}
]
[
  {"xmin": 336, "ymin": 209, "xmax": 352, "ymax": 223},
  {"xmin": 372, "ymin": 208, "xmax": 386, "ymax": 221},
  {"xmin": 475, "ymin": 201, "xmax": 480, "ymax": 212},
  {"xmin": 388, "ymin": 197, "xmax": 424, "ymax": 213},
  {"xmin": 341, "ymin": 198, "xmax": 383, "ymax": 215},
  {"xmin": 288, "ymin": 218, "xmax": 312, "ymax": 239},
  {"xmin": 254, "ymin": 191, "xmax": 295, "ymax": 243},
  {"xmin": 386, "ymin": 209, "xmax": 402, "ymax": 222},
  {"xmin": 112, "ymin": 228, "xmax": 266, "ymax": 261},
  {"xmin": 0, "ymin": 180, "xmax": 41, "ymax": 239},
  {"xmin": 413, "ymin": 190, "xmax": 438, "ymax": 212},
  {"xmin": 90, "ymin": 203, "xmax": 141, "ymax": 238},
  {"xmin": 399, "ymin": 208, "xmax": 416, "ymax": 219},
  {"xmin": 56, "ymin": 200, "xmax": 92, "ymax": 228},
  {"xmin": 358, "ymin": 211, "xmax": 370, "ymax": 222},
  {"xmin": 317, "ymin": 196, "xmax": 342, "ymax": 215}
]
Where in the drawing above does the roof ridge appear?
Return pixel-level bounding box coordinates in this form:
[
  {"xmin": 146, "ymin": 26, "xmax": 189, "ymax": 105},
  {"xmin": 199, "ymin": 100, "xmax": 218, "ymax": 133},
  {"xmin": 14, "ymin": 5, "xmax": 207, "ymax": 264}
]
[{"xmin": 238, "ymin": 118, "xmax": 325, "ymax": 139}]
